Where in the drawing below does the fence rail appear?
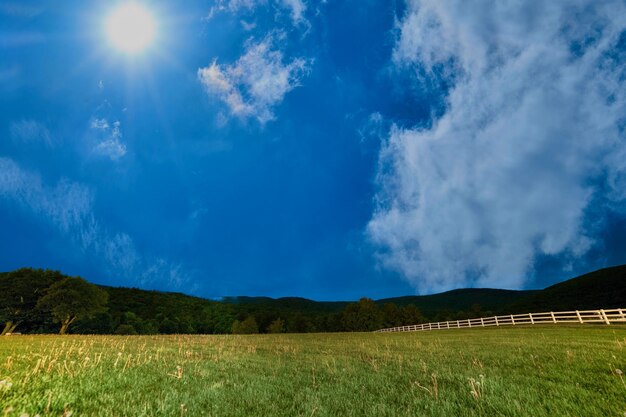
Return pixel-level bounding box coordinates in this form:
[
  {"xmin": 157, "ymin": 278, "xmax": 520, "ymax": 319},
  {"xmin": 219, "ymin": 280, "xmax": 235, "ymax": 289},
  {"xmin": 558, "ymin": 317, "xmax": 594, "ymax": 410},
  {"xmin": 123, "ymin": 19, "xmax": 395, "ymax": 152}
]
[{"xmin": 375, "ymin": 308, "xmax": 626, "ymax": 333}]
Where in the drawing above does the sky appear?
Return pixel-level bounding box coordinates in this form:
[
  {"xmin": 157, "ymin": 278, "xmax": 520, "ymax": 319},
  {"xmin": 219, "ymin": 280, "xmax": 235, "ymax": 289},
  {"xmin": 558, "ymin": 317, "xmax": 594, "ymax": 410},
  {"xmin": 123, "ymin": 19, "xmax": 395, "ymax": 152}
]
[{"xmin": 1, "ymin": 0, "xmax": 625, "ymax": 300}]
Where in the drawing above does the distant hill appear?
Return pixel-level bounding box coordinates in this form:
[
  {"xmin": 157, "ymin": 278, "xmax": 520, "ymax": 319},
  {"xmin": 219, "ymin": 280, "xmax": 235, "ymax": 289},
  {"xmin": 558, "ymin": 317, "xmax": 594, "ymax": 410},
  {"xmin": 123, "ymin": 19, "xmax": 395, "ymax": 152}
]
[
  {"xmin": 509, "ymin": 265, "xmax": 626, "ymax": 313},
  {"xmin": 223, "ymin": 289, "xmax": 536, "ymax": 317},
  {"xmin": 377, "ymin": 288, "xmax": 537, "ymax": 316},
  {"xmin": 224, "ymin": 266, "xmax": 626, "ymax": 315}
]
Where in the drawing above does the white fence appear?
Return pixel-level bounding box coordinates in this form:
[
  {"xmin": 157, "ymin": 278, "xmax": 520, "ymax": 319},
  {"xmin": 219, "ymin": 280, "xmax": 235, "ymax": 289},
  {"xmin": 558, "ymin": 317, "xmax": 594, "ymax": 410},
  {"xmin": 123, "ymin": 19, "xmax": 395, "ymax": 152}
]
[{"xmin": 376, "ymin": 308, "xmax": 626, "ymax": 333}]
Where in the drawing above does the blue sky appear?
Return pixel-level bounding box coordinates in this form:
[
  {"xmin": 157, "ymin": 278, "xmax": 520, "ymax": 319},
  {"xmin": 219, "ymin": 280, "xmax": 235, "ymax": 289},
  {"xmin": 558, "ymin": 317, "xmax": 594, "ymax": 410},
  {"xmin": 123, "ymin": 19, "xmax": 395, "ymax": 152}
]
[{"xmin": 1, "ymin": 0, "xmax": 625, "ymax": 300}]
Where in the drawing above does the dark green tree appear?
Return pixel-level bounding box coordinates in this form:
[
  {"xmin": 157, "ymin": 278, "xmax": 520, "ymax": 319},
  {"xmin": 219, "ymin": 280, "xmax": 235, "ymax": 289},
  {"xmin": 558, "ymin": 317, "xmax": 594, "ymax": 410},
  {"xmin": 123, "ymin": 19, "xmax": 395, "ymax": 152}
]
[
  {"xmin": 114, "ymin": 324, "xmax": 138, "ymax": 335},
  {"xmin": 73, "ymin": 312, "xmax": 114, "ymax": 334},
  {"xmin": 36, "ymin": 277, "xmax": 109, "ymax": 334},
  {"xmin": 382, "ymin": 303, "xmax": 403, "ymax": 328},
  {"xmin": 289, "ymin": 313, "xmax": 314, "ymax": 333},
  {"xmin": 267, "ymin": 317, "xmax": 285, "ymax": 333},
  {"xmin": 401, "ymin": 304, "xmax": 423, "ymax": 325},
  {"xmin": 341, "ymin": 298, "xmax": 384, "ymax": 332},
  {"xmin": 232, "ymin": 316, "xmax": 259, "ymax": 334},
  {"xmin": 0, "ymin": 268, "xmax": 62, "ymax": 335},
  {"xmin": 159, "ymin": 317, "xmax": 179, "ymax": 334}
]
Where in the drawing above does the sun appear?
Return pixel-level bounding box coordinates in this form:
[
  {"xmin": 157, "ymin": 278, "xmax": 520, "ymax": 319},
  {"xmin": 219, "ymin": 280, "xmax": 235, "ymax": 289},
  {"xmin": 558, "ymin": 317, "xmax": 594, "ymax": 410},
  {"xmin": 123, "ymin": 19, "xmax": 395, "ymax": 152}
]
[{"xmin": 106, "ymin": 3, "xmax": 156, "ymax": 54}]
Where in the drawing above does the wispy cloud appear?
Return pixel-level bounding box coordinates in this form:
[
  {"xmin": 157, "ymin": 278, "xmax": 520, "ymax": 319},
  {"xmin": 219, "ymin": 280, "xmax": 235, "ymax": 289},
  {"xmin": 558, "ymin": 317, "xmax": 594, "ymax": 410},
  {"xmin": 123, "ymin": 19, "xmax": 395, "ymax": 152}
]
[
  {"xmin": 10, "ymin": 119, "xmax": 53, "ymax": 147},
  {"xmin": 279, "ymin": 0, "xmax": 307, "ymax": 26},
  {"xmin": 0, "ymin": 157, "xmax": 194, "ymax": 291},
  {"xmin": 208, "ymin": 0, "xmax": 308, "ymax": 27},
  {"xmin": 89, "ymin": 118, "xmax": 127, "ymax": 160},
  {"xmin": 0, "ymin": 158, "xmax": 92, "ymax": 235},
  {"xmin": 198, "ymin": 34, "xmax": 311, "ymax": 124},
  {"xmin": 368, "ymin": 0, "xmax": 626, "ymax": 293}
]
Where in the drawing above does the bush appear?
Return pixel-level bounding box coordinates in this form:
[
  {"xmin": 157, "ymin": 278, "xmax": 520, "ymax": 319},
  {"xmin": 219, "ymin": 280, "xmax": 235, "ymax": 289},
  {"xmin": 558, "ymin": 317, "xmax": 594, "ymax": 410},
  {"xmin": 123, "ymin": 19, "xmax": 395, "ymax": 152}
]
[
  {"xmin": 232, "ymin": 316, "xmax": 258, "ymax": 334},
  {"xmin": 114, "ymin": 324, "xmax": 138, "ymax": 335},
  {"xmin": 267, "ymin": 318, "xmax": 285, "ymax": 333}
]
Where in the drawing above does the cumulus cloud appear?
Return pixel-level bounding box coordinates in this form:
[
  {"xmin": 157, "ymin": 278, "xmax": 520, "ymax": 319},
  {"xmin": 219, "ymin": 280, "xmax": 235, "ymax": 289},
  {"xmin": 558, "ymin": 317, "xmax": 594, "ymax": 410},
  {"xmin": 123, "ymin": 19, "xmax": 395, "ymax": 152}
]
[
  {"xmin": 198, "ymin": 34, "xmax": 310, "ymax": 124},
  {"xmin": 10, "ymin": 119, "xmax": 53, "ymax": 147},
  {"xmin": 368, "ymin": 0, "xmax": 626, "ymax": 293},
  {"xmin": 90, "ymin": 118, "xmax": 127, "ymax": 160},
  {"xmin": 0, "ymin": 157, "xmax": 193, "ymax": 290}
]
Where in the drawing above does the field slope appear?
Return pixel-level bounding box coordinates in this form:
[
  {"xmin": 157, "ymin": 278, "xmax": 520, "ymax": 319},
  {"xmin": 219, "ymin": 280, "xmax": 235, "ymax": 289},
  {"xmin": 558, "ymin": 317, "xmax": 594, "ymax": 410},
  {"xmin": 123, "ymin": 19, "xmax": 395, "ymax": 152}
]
[{"xmin": 1, "ymin": 326, "xmax": 624, "ymax": 417}]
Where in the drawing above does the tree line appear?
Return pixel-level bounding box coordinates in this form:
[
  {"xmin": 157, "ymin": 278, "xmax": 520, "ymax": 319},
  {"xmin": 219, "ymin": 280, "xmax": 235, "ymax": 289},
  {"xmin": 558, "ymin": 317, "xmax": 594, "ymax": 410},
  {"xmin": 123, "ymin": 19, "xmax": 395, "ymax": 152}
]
[{"xmin": 1, "ymin": 268, "xmax": 491, "ymax": 335}]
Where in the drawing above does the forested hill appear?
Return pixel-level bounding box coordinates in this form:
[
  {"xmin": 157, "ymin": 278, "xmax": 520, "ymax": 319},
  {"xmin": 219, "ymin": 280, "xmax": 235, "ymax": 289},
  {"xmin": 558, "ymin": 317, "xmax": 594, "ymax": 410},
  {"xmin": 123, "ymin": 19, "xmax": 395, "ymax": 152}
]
[
  {"xmin": 377, "ymin": 288, "xmax": 536, "ymax": 316},
  {"xmin": 223, "ymin": 288, "xmax": 536, "ymax": 318},
  {"xmin": 509, "ymin": 264, "xmax": 626, "ymax": 312},
  {"xmin": 1, "ymin": 265, "xmax": 624, "ymax": 335},
  {"xmin": 230, "ymin": 265, "xmax": 625, "ymax": 316}
]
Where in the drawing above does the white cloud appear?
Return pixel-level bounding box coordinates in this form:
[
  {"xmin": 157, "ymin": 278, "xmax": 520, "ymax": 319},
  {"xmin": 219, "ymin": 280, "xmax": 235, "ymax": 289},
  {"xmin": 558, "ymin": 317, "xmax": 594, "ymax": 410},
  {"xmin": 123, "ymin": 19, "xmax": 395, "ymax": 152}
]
[
  {"xmin": 198, "ymin": 34, "xmax": 311, "ymax": 124},
  {"xmin": 208, "ymin": 0, "xmax": 307, "ymax": 27},
  {"xmin": 10, "ymin": 119, "xmax": 53, "ymax": 147},
  {"xmin": 214, "ymin": 0, "xmax": 262, "ymax": 13},
  {"xmin": 0, "ymin": 157, "xmax": 193, "ymax": 291},
  {"xmin": 0, "ymin": 158, "xmax": 94, "ymax": 238},
  {"xmin": 368, "ymin": 0, "xmax": 626, "ymax": 293},
  {"xmin": 279, "ymin": 0, "xmax": 307, "ymax": 25},
  {"xmin": 240, "ymin": 20, "xmax": 257, "ymax": 31},
  {"xmin": 89, "ymin": 118, "xmax": 127, "ymax": 160}
]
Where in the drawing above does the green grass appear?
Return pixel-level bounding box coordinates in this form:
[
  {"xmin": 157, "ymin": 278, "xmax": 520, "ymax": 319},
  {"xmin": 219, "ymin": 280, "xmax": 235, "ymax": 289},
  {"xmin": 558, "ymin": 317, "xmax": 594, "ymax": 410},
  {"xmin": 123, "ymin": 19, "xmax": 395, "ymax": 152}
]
[{"xmin": 1, "ymin": 326, "xmax": 625, "ymax": 416}]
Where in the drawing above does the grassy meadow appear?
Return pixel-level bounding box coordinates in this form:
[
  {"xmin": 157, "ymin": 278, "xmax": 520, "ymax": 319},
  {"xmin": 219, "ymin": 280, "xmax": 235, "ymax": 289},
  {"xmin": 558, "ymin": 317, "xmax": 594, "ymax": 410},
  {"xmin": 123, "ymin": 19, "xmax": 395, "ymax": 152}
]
[{"xmin": 0, "ymin": 326, "xmax": 625, "ymax": 417}]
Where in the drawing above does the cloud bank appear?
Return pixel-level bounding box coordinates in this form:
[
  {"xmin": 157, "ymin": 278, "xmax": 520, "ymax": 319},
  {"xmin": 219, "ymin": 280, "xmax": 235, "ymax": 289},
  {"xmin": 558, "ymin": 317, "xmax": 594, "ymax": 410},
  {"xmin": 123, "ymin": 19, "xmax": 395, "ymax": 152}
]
[
  {"xmin": 198, "ymin": 34, "xmax": 310, "ymax": 124},
  {"xmin": 368, "ymin": 0, "xmax": 626, "ymax": 293}
]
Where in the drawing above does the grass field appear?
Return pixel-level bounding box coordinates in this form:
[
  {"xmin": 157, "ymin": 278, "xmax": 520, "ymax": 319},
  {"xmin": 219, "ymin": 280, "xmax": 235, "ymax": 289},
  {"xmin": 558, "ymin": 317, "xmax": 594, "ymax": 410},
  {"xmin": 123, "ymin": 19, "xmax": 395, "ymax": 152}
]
[{"xmin": 0, "ymin": 326, "xmax": 624, "ymax": 417}]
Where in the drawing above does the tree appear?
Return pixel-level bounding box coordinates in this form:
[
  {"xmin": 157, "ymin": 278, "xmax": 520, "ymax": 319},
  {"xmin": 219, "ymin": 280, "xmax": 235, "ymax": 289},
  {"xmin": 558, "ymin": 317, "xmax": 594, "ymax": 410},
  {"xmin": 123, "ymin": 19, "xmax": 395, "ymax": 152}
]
[
  {"xmin": 73, "ymin": 312, "xmax": 114, "ymax": 334},
  {"xmin": 159, "ymin": 317, "xmax": 179, "ymax": 334},
  {"xmin": 232, "ymin": 316, "xmax": 259, "ymax": 334},
  {"xmin": 401, "ymin": 305, "xmax": 423, "ymax": 325},
  {"xmin": 36, "ymin": 277, "xmax": 109, "ymax": 335},
  {"xmin": 382, "ymin": 303, "xmax": 403, "ymax": 328},
  {"xmin": 341, "ymin": 298, "xmax": 384, "ymax": 332},
  {"xmin": 289, "ymin": 313, "xmax": 313, "ymax": 333},
  {"xmin": 267, "ymin": 318, "xmax": 285, "ymax": 334},
  {"xmin": 114, "ymin": 324, "xmax": 138, "ymax": 335},
  {"xmin": 0, "ymin": 268, "xmax": 62, "ymax": 335}
]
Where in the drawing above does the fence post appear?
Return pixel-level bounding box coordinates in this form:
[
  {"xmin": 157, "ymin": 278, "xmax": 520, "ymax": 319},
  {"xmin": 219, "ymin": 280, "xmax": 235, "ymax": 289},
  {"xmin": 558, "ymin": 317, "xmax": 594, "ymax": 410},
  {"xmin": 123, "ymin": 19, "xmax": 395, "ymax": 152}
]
[
  {"xmin": 550, "ymin": 312, "xmax": 556, "ymax": 323},
  {"xmin": 529, "ymin": 313, "xmax": 534, "ymax": 325},
  {"xmin": 600, "ymin": 309, "xmax": 611, "ymax": 325},
  {"xmin": 456, "ymin": 320, "xmax": 460, "ymax": 328},
  {"xmin": 446, "ymin": 321, "xmax": 450, "ymax": 329},
  {"xmin": 619, "ymin": 308, "xmax": 625, "ymax": 320},
  {"xmin": 495, "ymin": 316, "xmax": 499, "ymax": 326},
  {"xmin": 511, "ymin": 315, "xmax": 515, "ymax": 325},
  {"xmin": 575, "ymin": 310, "xmax": 583, "ymax": 324},
  {"xmin": 480, "ymin": 317, "xmax": 484, "ymax": 327}
]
